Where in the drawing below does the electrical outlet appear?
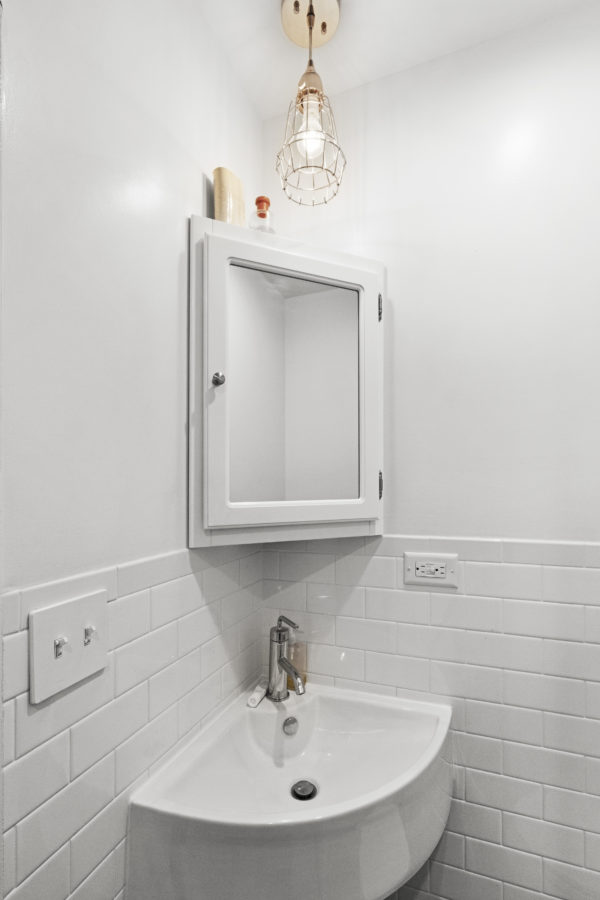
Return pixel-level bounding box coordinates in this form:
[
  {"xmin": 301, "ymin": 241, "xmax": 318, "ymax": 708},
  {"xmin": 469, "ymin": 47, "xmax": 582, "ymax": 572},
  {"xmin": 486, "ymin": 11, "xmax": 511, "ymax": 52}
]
[{"xmin": 403, "ymin": 552, "xmax": 459, "ymax": 588}]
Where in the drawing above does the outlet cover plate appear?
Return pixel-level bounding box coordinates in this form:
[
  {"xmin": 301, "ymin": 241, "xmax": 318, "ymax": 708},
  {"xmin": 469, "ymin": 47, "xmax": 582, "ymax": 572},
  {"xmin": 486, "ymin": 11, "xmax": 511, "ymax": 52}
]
[
  {"xmin": 29, "ymin": 590, "xmax": 108, "ymax": 704},
  {"xmin": 403, "ymin": 552, "xmax": 459, "ymax": 589}
]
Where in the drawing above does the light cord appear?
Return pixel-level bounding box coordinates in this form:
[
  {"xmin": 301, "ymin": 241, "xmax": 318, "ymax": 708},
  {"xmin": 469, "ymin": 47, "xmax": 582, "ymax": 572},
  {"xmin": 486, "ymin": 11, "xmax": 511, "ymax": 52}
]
[{"xmin": 307, "ymin": 2, "xmax": 315, "ymax": 66}]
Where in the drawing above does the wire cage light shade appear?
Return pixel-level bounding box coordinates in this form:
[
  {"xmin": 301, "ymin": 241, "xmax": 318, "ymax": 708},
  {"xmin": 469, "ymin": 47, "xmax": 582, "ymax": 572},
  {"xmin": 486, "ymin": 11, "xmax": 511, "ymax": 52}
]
[{"xmin": 276, "ymin": 86, "xmax": 346, "ymax": 205}]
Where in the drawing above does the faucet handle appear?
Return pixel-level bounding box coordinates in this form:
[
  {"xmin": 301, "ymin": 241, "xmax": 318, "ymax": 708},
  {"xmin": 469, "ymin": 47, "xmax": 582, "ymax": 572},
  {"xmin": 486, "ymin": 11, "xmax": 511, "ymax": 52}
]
[
  {"xmin": 277, "ymin": 615, "xmax": 299, "ymax": 631},
  {"xmin": 270, "ymin": 615, "xmax": 302, "ymax": 644}
]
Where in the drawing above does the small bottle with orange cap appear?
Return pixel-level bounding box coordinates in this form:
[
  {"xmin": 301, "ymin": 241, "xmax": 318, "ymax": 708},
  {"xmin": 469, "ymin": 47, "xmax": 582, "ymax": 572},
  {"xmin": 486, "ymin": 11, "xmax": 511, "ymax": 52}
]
[{"xmin": 249, "ymin": 195, "xmax": 275, "ymax": 233}]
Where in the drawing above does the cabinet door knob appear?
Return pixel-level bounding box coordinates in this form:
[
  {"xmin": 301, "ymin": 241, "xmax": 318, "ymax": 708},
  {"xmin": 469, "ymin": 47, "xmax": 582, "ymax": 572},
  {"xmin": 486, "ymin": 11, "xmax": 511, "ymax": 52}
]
[{"xmin": 211, "ymin": 372, "xmax": 226, "ymax": 386}]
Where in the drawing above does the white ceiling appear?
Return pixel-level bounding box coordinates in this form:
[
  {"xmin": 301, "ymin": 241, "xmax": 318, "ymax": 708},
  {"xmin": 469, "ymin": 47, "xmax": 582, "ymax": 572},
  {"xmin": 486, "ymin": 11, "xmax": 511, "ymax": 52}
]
[{"xmin": 203, "ymin": 0, "xmax": 591, "ymax": 119}]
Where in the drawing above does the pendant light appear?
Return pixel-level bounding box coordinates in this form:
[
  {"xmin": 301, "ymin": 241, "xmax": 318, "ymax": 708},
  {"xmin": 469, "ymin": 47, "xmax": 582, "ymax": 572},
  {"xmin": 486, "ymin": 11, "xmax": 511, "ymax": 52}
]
[{"xmin": 276, "ymin": 1, "xmax": 346, "ymax": 206}]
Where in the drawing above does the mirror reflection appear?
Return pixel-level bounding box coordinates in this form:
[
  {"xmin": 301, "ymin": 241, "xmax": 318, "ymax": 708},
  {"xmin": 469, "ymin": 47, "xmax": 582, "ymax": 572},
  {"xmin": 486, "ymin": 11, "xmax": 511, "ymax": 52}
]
[{"xmin": 228, "ymin": 263, "xmax": 360, "ymax": 503}]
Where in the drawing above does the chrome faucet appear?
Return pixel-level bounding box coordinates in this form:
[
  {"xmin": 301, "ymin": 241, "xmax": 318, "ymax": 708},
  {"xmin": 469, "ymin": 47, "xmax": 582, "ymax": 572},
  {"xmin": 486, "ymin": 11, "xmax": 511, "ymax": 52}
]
[{"xmin": 267, "ymin": 615, "xmax": 306, "ymax": 702}]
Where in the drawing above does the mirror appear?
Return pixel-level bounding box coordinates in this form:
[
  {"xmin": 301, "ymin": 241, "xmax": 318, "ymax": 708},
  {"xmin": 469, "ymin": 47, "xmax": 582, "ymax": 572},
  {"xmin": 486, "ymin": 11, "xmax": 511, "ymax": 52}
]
[{"xmin": 227, "ymin": 263, "xmax": 360, "ymax": 503}]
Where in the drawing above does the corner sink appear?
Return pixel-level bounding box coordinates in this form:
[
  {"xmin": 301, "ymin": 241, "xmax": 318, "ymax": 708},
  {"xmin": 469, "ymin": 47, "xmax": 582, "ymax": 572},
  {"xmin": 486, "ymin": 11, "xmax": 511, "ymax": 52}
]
[{"xmin": 126, "ymin": 684, "xmax": 452, "ymax": 900}]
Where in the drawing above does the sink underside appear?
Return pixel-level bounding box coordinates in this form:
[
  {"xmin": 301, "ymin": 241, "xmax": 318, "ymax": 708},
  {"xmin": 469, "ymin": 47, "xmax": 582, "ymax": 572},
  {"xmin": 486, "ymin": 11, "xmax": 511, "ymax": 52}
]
[{"xmin": 126, "ymin": 685, "xmax": 452, "ymax": 900}]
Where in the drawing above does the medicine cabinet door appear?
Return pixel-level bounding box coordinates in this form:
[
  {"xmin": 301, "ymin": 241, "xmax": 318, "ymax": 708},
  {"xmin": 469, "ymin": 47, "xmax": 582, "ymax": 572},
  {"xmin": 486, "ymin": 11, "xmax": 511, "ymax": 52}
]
[{"xmin": 202, "ymin": 231, "xmax": 382, "ymax": 531}]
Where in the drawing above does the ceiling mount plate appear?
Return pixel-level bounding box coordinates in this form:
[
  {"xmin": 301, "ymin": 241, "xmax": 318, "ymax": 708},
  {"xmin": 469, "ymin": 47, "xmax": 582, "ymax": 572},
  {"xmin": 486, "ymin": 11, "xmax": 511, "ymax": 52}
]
[{"xmin": 281, "ymin": 0, "xmax": 340, "ymax": 49}]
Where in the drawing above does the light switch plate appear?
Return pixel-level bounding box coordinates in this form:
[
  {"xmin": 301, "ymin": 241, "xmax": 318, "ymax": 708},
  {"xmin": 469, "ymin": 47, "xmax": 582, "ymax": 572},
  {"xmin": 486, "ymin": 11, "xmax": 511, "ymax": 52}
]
[
  {"xmin": 29, "ymin": 590, "xmax": 108, "ymax": 704},
  {"xmin": 403, "ymin": 552, "xmax": 459, "ymax": 589}
]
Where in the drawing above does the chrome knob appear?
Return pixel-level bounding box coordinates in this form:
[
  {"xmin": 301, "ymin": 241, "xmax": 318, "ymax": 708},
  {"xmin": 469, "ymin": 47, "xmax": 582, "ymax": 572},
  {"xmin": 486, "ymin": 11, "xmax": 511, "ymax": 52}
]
[{"xmin": 211, "ymin": 372, "xmax": 226, "ymax": 386}]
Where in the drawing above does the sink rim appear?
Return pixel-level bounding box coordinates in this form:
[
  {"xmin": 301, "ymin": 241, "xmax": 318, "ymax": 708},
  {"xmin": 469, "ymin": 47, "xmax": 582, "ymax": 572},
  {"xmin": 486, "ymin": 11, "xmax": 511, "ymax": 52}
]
[{"xmin": 130, "ymin": 684, "xmax": 452, "ymax": 828}]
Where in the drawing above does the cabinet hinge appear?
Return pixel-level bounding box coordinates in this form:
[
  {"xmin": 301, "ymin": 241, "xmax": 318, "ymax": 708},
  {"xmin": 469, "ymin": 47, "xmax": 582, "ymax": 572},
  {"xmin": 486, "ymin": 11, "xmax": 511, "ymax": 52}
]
[
  {"xmin": 379, "ymin": 470, "xmax": 383, "ymax": 500},
  {"xmin": 378, "ymin": 294, "xmax": 383, "ymax": 322}
]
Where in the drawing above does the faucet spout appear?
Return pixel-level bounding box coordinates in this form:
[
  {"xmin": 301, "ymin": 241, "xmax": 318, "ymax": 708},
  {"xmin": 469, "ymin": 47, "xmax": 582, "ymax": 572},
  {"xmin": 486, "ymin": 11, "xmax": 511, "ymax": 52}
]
[{"xmin": 278, "ymin": 657, "xmax": 305, "ymax": 696}]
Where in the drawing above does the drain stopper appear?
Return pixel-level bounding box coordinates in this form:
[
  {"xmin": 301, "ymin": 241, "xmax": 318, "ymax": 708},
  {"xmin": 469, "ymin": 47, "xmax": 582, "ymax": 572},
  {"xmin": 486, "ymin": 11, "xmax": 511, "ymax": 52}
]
[{"xmin": 291, "ymin": 780, "xmax": 317, "ymax": 800}]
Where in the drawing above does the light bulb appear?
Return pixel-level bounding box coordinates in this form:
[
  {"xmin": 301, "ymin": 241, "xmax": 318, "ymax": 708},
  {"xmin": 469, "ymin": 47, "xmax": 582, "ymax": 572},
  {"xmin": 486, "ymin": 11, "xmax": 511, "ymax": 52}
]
[
  {"xmin": 301, "ymin": 131, "xmax": 323, "ymax": 161},
  {"xmin": 300, "ymin": 98, "xmax": 324, "ymax": 166}
]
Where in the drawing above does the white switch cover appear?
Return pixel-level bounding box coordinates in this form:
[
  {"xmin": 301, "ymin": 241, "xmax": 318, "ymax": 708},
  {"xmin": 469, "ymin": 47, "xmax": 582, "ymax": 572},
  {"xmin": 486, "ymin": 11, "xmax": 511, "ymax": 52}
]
[
  {"xmin": 403, "ymin": 552, "xmax": 459, "ymax": 589},
  {"xmin": 29, "ymin": 590, "xmax": 108, "ymax": 704}
]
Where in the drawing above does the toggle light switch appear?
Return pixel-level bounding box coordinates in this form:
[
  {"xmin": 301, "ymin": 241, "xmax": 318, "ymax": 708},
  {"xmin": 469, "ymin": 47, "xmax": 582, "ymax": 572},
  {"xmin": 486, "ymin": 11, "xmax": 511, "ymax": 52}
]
[
  {"xmin": 83, "ymin": 625, "xmax": 97, "ymax": 646},
  {"xmin": 54, "ymin": 635, "xmax": 70, "ymax": 658},
  {"xmin": 29, "ymin": 591, "xmax": 108, "ymax": 704}
]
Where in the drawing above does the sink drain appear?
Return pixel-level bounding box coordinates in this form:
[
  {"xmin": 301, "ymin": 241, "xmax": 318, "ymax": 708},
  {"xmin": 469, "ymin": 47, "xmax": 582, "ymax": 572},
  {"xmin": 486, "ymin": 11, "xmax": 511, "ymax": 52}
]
[{"xmin": 291, "ymin": 780, "xmax": 317, "ymax": 801}]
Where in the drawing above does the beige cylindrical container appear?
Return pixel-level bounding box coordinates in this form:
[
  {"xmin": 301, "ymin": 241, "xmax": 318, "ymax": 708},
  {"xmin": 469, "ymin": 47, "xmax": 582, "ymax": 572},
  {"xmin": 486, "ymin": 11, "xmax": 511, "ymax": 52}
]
[
  {"xmin": 287, "ymin": 638, "xmax": 307, "ymax": 691},
  {"xmin": 213, "ymin": 167, "xmax": 245, "ymax": 226}
]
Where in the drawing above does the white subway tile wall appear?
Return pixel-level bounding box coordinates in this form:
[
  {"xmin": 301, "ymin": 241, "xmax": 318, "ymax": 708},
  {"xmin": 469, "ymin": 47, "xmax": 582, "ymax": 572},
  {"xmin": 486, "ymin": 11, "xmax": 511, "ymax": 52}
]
[
  {"xmin": 4, "ymin": 534, "xmax": 600, "ymax": 900},
  {"xmin": 262, "ymin": 535, "xmax": 600, "ymax": 900},
  {"xmin": 1, "ymin": 547, "xmax": 263, "ymax": 900}
]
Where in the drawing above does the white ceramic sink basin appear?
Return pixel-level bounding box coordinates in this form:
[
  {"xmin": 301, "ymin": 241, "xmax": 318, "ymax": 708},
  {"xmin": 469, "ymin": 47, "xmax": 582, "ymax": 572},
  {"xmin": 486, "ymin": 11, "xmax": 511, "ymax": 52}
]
[{"xmin": 126, "ymin": 684, "xmax": 452, "ymax": 900}]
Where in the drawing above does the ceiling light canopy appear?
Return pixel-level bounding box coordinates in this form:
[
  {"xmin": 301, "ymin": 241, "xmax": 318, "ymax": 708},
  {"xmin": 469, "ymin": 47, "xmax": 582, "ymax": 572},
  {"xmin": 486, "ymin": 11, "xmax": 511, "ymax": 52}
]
[{"xmin": 276, "ymin": 0, "xmax": 346, "ymax": 206}]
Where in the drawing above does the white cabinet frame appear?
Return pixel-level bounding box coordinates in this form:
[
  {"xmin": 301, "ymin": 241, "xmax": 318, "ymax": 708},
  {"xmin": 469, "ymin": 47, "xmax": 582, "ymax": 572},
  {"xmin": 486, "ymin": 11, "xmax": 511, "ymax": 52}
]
[{"xmin": 189, "ymin": 217, "xmax": 384, "ymax": 547}]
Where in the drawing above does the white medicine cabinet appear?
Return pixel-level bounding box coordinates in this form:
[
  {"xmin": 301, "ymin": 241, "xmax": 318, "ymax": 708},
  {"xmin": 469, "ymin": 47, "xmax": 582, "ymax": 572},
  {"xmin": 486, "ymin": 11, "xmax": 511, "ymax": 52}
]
[{"xmin": 188, "ymin": 216, "xmax": 384, "ymax": 547}]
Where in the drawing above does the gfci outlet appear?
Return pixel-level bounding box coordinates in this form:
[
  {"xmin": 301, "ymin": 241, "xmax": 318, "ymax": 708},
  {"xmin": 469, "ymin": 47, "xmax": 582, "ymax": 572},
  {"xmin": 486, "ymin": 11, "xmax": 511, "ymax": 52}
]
[{"xmin": 403, "ymin": 552, "xmax": 459, "ymax": 588}]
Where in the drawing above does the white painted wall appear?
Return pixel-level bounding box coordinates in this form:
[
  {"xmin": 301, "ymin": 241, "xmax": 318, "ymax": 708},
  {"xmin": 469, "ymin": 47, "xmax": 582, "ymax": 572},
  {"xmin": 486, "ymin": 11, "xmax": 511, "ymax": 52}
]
[
  {"xmin": 264, "ymin": 1, "xmax": 600, "ymax": 542},
  {"xmin": 260, "ymin": 8, "xmax": 600, "ymax": 899},
  {"xmin": 2, "ymin": 0, "xmax": 263, "ymax": 589},
  {"xmin": 1, "ymin": 3, "xmax": 267, "ymax": 898}
]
